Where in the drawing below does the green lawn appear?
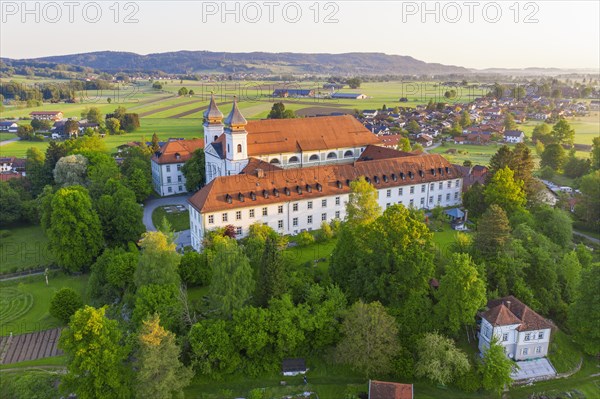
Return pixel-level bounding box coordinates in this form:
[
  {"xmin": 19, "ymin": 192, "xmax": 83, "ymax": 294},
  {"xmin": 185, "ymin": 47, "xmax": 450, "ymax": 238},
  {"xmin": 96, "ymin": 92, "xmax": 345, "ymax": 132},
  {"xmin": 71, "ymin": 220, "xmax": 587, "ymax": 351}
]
[
  {"xmin": 430, "ymin": 143, "xmax": 507, "ymax": 166},
  {"xmin": 0, "ymin": 355, "xmax": 67, "ymax": 370},
  {"xmin": 152, "ymin": 206, "xmax": 190, "ymax": 232},
  {"xmin": 0, "ymin": 272, "xmax": 89, "ymax": 336},
  {"xmin": 0, "ymin": 225, "xmax": 54, "ymax": 275}
]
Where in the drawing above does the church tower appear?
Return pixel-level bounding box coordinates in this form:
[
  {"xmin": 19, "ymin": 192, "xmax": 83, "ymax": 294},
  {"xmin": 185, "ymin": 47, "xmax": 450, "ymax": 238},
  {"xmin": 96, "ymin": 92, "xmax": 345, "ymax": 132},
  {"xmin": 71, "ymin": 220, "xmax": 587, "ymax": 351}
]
[
  {"xmin": 203, "ymin": 93, "xmax": 224, "ymax": 148},
  {"xmin": 224, "ymin": 97, "xmax": 249, "ymax": 175}
]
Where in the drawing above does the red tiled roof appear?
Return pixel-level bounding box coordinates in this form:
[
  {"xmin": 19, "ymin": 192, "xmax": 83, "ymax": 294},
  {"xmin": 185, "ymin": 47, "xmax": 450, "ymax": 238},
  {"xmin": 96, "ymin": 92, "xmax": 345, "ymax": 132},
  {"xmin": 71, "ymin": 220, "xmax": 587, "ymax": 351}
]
[
  {"xmin": 0, "ymin": 173, "xmax": 23, "ymax": 181},
  {"xmin": 29, "ymin": 111, "xmax": 62, "ymax": 115},
  {"xmin": 482, "ymin": 296, "xmax": 553, "ymax": 331},
  {"xmin": 189, "ymin": 152, "xmax": 460, "ymax": 214},
  {"xmin": 243, "ymin": 115, "xmax": 381, "ymax": 156},
  {"xmin": 369, "ymin": 380, "xmax": 413, "ymax": 399},
  {"xmin": 152, "ymin": 139, "xmax": 204, "ymax": 164}
]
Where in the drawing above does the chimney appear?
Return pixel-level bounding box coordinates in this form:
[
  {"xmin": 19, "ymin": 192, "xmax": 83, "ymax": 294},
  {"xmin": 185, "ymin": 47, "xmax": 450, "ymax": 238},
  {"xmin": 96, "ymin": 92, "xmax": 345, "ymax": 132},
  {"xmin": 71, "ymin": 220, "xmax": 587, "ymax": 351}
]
[
  {"xmin": 506, "ymin": 300, "xmax": 511, "ymax": 310},
  {"xmin": 256, "ymin": 168, "xmax": 265, "ymax": 179}
]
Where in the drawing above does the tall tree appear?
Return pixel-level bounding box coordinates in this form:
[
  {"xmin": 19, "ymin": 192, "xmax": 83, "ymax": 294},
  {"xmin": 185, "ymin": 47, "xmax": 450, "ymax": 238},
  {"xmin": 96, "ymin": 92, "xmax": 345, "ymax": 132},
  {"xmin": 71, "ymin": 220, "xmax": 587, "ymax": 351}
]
[
  {"xmin": 484, "ymin": 167, "xmax": 526, "ymax": 214},
  {"xmin": 267, "ymin": 102, "xmax": 295, "ymax": 119},
  {"xmin": 568, "ymin": 263, "xmax": 600, "ymax": 355},
  {"xmin": 532, "ymin": 123, "xmax": 552, "ymax": 144},
  {"xmin": 44, "ymin": 141, "xmax": 68, "ymax": 180},
  {"xmin": 181, "ymin": 149, "xmax": 205, "ymax": 191},
  {"xmin": 591, "ymin": 136, "xmax": 600, "ymax": 171},
  {"xmin": 540, "ymin": 143, "xmax": 566, "ymax": 171},
  {"xmin": 133, "ymin": 284, "xmax": 183, "ymax": 332},
  {"xmin": 53, "ymin": 154, "xmax": 88, "ymax": 187},
  {"xmin": 503, "ymin": 113, "xmax": 517, "ymax": 130},
  {"xmin": 59, "ymin": 306, "xmax": 131, "ymax": 399},
  {"xmin": 345, "ymin": 176, "xmax": 381, "ymax": 226},
  {"xmin": 462, "ymin": 182, "xmax": 487, "ymax": 218},
  {"xmin": 134, "ymin": 231, "xmax": 181, "ymax": 288},
  {"xmin": 150, "ymin": 133, "xmax": 161, "ymax": 153},
  {"xmin": 475, "ymin": 204, "xmax": 511, "ymax": 257},
  {"xmin": 135, "ymin": 315, "xmax": 193, "ymax": 399},
  {"xmin": 0, "ymin": 181, "xmax": 22, "ymax": 225},
  {"xmin": 480, "ymin": 337, "xmax": 514, "ymax": 396},
  {"xmin": 209, "ymin": 238, "xmax": 255, "ymax": 318},
  {"xmin": 25, "ymin": 147, "xmax": 50, "ymax": 196},
  {"xmin": 95, "ymin": 179, "xmax": 145, "ymax": 246},
  {"xmin": 46, "ymin": 186, "xmax": 104, "ymax": 272},
  {"xmin": 436, "ymin": 253, "xmax": 487, "ymax": 335},
  {"xmin": 336, "ymin": 301, "xmax": 399, "ymax": 377},
  {"xmin": 414, "ymin": 332, "xmax": 470, "ymax": 386},
  {"xmin": 189, "ymin": 318, "xmax": 240, "ymax": 376},
  {"xmin": 575, "ymin": 171, "xmax": 600, "ymax": 230},
  {"xmin": 488, "ymin": 145, "xmax": 513, "ymax": 180},
  {"xmin": 256, "ymin": 235, "xmax": 287, "ymax": 307},
  {"xmin": 551, "ymin": 118, "xmax": 575, "ymax": 146}
]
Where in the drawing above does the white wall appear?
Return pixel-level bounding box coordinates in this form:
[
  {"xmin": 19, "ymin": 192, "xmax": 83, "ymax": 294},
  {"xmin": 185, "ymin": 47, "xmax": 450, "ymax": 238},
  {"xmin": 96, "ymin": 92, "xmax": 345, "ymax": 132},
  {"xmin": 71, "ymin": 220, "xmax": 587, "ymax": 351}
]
[{"xmin": 151, "ymin": 160, "xmax": 187, "ymax": 196}]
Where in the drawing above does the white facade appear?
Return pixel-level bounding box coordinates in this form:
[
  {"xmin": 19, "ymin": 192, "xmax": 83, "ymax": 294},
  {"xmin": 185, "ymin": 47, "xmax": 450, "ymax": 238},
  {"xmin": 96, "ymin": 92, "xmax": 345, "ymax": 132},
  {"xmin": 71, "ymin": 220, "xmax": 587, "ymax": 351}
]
[
  {"xmin": 505, "ymin": 132, "xmax": 525, "ymax": 143},
  {"xmin": 151, "ymin": 160, "xmax": 187, "ymax": 196},
  {"xmin": 189, "ymin": 178, "xmax": 462, "ymax": 251},
  {"xmin": 478, "ymin": 318, "xmax": 551, "ymax": 361}
]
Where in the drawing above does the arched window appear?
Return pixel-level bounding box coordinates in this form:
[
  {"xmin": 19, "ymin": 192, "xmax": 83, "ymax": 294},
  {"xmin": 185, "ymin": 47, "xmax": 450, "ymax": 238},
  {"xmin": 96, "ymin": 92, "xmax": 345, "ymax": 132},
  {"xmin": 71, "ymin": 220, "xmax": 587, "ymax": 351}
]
[
  {"xmin": 309, "ymin": 154, "xmax": 319, "ymax": 162},
  {"xmin": 289, "ymin": 156, "xmax": 299, "ymax": 164},
  {"xmin": 270, "ymin": 158, "xmax": 280, "ymax": 164},
  {"xmin": 237, "ymin": 144, "xmax": 242, "ymax": 153},
  {"xmin": 213, "ymin": 135, "xmax": 218, "ymax": 142},
  {"xmin": 344, "ymin": 150, "xmax": 354, "ymax": 158},
  {"xmin": 327, "ymin": 152, "xmax": 338, "ymax": 159}
]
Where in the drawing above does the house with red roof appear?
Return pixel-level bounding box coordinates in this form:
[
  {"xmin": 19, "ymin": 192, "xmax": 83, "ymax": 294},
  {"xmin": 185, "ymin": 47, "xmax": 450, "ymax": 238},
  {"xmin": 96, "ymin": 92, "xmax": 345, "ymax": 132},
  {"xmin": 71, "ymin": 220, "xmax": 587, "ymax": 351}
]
[
  {"xmin": 368, "ymin": 380, "xmax": 413, "ymax": 399},
  {"xmin": 478, "ymin": 296, "xmax": 553, "ymax": 361},
  {"xmin": 151, "ymin": 138, "xmax": 204, "ymax": 196}
]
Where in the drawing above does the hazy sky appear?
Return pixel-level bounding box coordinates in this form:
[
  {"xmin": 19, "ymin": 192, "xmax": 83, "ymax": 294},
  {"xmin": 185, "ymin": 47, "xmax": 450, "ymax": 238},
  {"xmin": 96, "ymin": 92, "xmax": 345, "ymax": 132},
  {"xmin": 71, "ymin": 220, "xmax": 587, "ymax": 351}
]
[{"xmin": 1, "ymin": 0, "xmax": 599, "ymax": 70}]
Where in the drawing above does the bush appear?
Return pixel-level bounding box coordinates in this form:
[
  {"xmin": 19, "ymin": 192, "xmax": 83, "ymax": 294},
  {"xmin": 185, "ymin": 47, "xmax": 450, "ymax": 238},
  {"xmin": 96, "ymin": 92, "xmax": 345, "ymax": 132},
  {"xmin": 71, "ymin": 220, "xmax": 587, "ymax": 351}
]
[
  {"xmin": 539, "ymin": 165, "xmax": 554, "ymax": 179},
  {"xmin": 49, "ymin": 288, "xmax": 83, "ymax": 324},
  {"xmin": 297, "ymin": 231, "xmax": 315, "ymax": 247},
  {"xmin": 454, "ymin": 366, "xmax": 482, "ymax": 393}
]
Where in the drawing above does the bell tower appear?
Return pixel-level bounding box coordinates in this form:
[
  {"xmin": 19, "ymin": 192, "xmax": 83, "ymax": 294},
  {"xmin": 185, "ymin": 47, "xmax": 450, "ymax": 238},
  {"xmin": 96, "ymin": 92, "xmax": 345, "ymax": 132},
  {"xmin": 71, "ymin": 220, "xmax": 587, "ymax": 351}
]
[
  {"xmin": 203, "ymin": 93, "xmax": 224, "ymax": 148},
  {"xmin": 224, "ymin": 96, "xmax": 249, "ymax": 175}
]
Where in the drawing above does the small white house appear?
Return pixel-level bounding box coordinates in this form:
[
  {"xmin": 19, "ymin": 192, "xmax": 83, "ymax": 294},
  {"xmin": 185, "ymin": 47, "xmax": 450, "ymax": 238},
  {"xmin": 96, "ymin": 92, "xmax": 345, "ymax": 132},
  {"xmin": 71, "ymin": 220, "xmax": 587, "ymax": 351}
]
[
  {"xmin": 504, "ymin": 130, "xmax": 525, "ymax": 144},
  {"xmin": 479, "ymin": 296, "xmax": 553, "ymax": 361},
  {"xmin": 0, "ymin": 121, "xmax": 18, "ymax": 133}
]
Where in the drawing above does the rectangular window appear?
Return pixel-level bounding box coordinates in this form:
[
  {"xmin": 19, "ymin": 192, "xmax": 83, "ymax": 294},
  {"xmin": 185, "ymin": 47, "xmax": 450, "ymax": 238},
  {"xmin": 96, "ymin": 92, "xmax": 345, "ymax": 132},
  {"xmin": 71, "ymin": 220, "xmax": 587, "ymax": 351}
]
[
  {"xmin": 307, "ymin": 215, "xmax": 313, "ymax": 224},
  {"xmin": 439, "ymin": 182, "xmax": 443, "ymax": 190},
  {"xmin": 409, "ymin": 199, "xmax": 414, "ymax": 206},
  {"xmin": 386, "ymin": 203, "xmax": 391, "ymax": 208},
  {"xmin": 335, "ymin": 211, "xmax": 340, "ymax": 219},
  {"xmin": 236, "ymin": 211, "xmax": 242, "ymax": 220},
  {"xmin": 522, "ymin": 348, "xmax": 529, "ymax": 355},
  {"xmin": 222, "ymin": 213, "xmax": 228, "ymax": 222},
  {"xmin": 502, "ymin": 333, "xmax": 509, "ymax": 342},
  {"xmin": 454, "ymin": 192, "xmax": 459, "ymax": 200},
  {"xmin": 178, "ymin": 185, "xmax": 183, "ymax": 192},
  {"xmin": 386, "ymin": 189, "xmax": 391, "ymax": 198},
  {"xmin": 236, "ymin": 226, "xmax": 242, "ymax": 236},
  {"xmin": 177, "ymin": 164, "xmax": 182, "ymax": 171},
  {"xmin": 307, "ymin": 201, "xmax": 313, "ymax": 209},
  {"xmin": 166, "ymin": 165, "xmax": 171, "ymax": 172},
  {"xmin": 538, "ymin": 332, "xmax": 544, "ymax": 339},
  {"xmin": 167, "ymin": 176, "xmax": 172, "ymax": 183},
  {"xmin": 420, "ymin": 198, "xmax": 425, "ymax": 205},
  {"xmin": 410, "ymin": 186, "xmax": 415, "ymax": 194},
  {"xmin": 322, "ymin": 213, "xmax": 327, "ymax": 221},
  {"xmin": 278, "ymin": 205, "xmax": 284, "ymax": 214},
  {"xmin": 208, "ymin": 215, "xmax": 214, "ymax": 224},
  {"xmin": 456, "ymin": 179, "xmax": 461, "ymax": 187},
  {"xmin": 430, "ymin": 183, "xmax": 434, "ymax": 191},
  {"xmin": 178, "ymin": 175, "xmax": 182, "ymax": 182},
  {"xmin": 335, "ymin": 196, "xmax": 340, "ymax": 205},
  {"xmin": 262, "ymin": 207, "xmax": 268, "ymax": 216},
  {"xmin": 524, "ymin": 333, "xmax": 531, "ymax": 342},
  {"xmin": 429, "ymin": 196, "xmax": 433, "ymax": 203},
  {"xmin": 535, "ymin": 346, "xmax": 542, "ymax": 354},
  {"xmin": 446, "ymin": 193, "xmax": 451, "ymax": 201},
  {"xmin": 249, "ymin": 209, "xmax": 255, "ymax": 218},
  {"xmin": 437, "ymin": 195, "xmax": 442, "ymax": 203},
  {"xmin": 278, "ymin": 220, "xmax": 283, "ymax": 229},
  {"xmin": 292, "ymin": 203, "xmax": 298, "ymax": 211},
  {"xmin": 398, "ymin": 187, "xmax": 403, "ymax": 195},
  {"xmin": 421, "ymin": 185, "xmax": 426, "ymax": 193},
  {"xmin": 322, "ymin": 199, "xmax": 327, "ymax": 207},
  {"xmin": 293, "ymin": 217, "xmax": 298, "ymax": 227},
  {"xmin": 447, "ymin": 181, "xmax": 452, "ymax": 188},
  {"xmin": 167, "ymin": 187, "xmax": 172, "ymax": 193}
]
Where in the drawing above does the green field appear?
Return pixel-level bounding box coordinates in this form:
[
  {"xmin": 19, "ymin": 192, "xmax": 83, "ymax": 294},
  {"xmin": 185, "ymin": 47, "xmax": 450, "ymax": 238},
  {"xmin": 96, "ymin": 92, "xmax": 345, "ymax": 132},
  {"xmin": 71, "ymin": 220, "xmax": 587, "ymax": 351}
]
[
  {"xmin": 0, "ymin": 226, "xmax": 54, "ymax": 275},
  {"xmin": 0, "ymin": 272, "xmax": 89, "ymax": 336},
  {"xmin": 152, "ymin": 206, "xmax": 190, "ymax": 232}
]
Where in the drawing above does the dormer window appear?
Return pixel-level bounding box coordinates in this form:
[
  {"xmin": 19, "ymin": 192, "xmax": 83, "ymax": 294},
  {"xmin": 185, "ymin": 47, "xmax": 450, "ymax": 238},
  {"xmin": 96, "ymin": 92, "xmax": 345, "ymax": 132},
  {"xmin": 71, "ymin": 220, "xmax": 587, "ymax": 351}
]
[
  {"xmin": 408, "ymin": 171, "xmax": 414, "ymax": 179},
  {"xmin": 336, "ymin": 181, "xmax": 342, "ymax": 189},
  {"xmin": 391, "ymin": 174, "xmax": 397, "ymax": 181},
  {"xmin": 284, "ymin": 187, "xmax": 291, "ymax": 196},
  {"xmin": 346, "ymin": 179, "xmax": 351, "ymax": 186},
  {"xmin": 225, "ymin": 194, "xmax": 232, "ymax": 204},
  {"xmin": 296, "ymin": 185, "xmax": 303, "ymax": 194},
  {"xmin": 262, "ymin": 189, "xmax": 269, "ymax": 199},
  {"xmin": 445, "ymin": 166, "xmax": 450, "ymax": 174},
  {"xmin": 175, "ymin": 153, "xmax": 181, "ymax": 160},
  {"xmin": 431, "ymin": 168, "xmax": 436, "ymax": 176},
  {"xmin": 383, "ymin": 175, "xmax": 389, "ymax": 182},
  {"xmin": 374, "ymin": 176, "xmax": 380, "ymax": 184},
  {"xmin": 238, "ymin": 192, "xmax": 245, "ymax": 202},
  {"xmin": 273, "ymin": 188, "xmax": 279, "ymax": 197},
  {"xmin": 250, "ymin": 191, "xmax": 257, "ymax": 201},
  {"xmin": 316, "ymin": 183, "xmax": 323, "ymax": 192},
  {"xmin": 365, "ymin": 177, "xmax": 371, "ymax": 184},
  {"xmin": 306, "ymin": 184, "xmax": 312, "ymax": 193},
  {"xmin": 419, "ymin": 170, "xmax": 424, "ymax": 178}
]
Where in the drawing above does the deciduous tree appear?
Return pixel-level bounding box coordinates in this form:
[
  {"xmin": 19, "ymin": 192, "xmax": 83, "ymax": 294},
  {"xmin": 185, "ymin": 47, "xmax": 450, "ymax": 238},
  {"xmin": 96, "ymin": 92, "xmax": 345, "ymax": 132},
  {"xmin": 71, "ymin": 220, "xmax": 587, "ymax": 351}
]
[
  {"xmin": 484, "ymin": 167, "xmax": 526, "ymax": 214},
  {"xmin": 181, "ymin": 148, "xmax": 205, "ymax": 191},
  {"xmin": 480, "ymin": 337, "xmax": 514, "ymax": 396},
  {"xmin": 569, "ymin": 263, "xmax": 600, "ymax": 355},
  {"xmin": 59, "ymin": 306, "xmax": 131, "ymax": 399},
  {"xmin": 414, "ymin": 332, "xmax": 470, "ymax": 386},
  {"xmin": 49, "ymin": 288, "xmax": 83, "ymax": 324}
]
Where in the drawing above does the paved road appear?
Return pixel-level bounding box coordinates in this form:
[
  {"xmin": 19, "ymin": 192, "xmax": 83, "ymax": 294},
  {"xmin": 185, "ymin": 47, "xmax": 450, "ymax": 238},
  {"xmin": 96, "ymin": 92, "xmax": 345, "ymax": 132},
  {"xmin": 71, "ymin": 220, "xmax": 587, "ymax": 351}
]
[
  {"xmin": 142, "ymin": 195, "xmax": 192, "ymax": 248},
  {"xmin": 573, "ymin": 230, "xmax": 600, "ymax": 245},
  {"xmin": 0, "ymin": 137, "xmax": 20, "ymax": 146}
]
